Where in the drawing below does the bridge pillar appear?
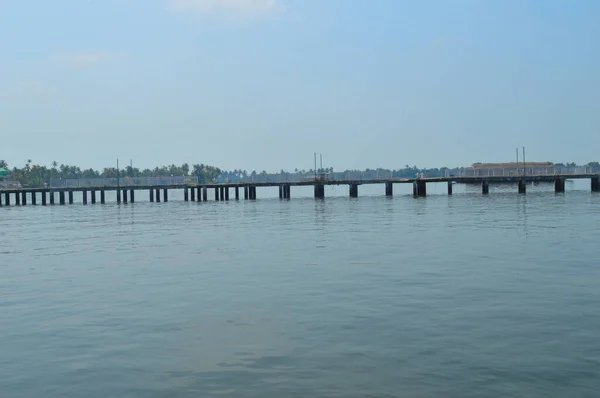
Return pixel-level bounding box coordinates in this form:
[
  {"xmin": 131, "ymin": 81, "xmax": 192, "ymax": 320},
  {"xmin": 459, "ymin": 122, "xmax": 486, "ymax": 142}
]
[
  {"xmin": 184, "ymin": 187, "xmax": 189, "ymax": 202},
  {"xmin": 224, "ymin": 186, "xmax": 230, "ymax": 201},
  {"xmin": 554, "ymin": 178, "xmax": 565, "ymax": 193},
  {"xmin": 117, "ymin": 189, "xmax": 121, "ymax": 203},
  {"xmin": 349, "ymin": 184, "xmax": 358, "ymax": 198},
  {"xmin": 130, "ymin": 189, "xmax": 135, "ymax": 203},
  {"xmin": 249, "ymin": 186, "xmax": 257, "ymax": 200},
  {"xmin": 68, "ymin": 191, "xmax": 74, "ymax": 205},
  {"xmin": 591, "ymin": 177, "xmax": 600, "ymax": 192},
  {"xmin": 5, "ymin": 192, "xmax": 10, "ymax": 206},
  {"xmin": 415, "ymin": 180, "xmax": 427, "ymax": 197},
  {"xmin": 155, "ymin": 188, "xmax": 160, "ymax": 203},
  {"xmin": 42, "ymin": 191, "xmax": 47, "ymax": 206},
  {"xmin": 190, "ymin": 187, "xmax": 195, "ymax": 202},
  {"xmin": 518, "ymin": 180, "xmax": 526, "ymax": 194},
  {"xmin": 202, "ymin": 187, "xmax": 208, "ymax": 202},
  {"xmin": 14, "ymin": 192, "xmax": 20, "ymax": 205},
  {"xmin": 215, "ymin": 187, "xmax": 219, "ymax": 201},
  {"xmin": 447, "ymin": 181, "xmax": 453, "ymax": 195},
  {"xmin": 149, "ymin": 188, "xmax": 154, "ymax": 202},
  {"xmin": 244, "ymin": 186, "xmax": 249, "ymax": 200},
  {"xmin": 235, "ymin": 186, "xmax": 240, "ymax": 200},
  {"xmin": 0, "ymin": 192, "xmax": 2, "ymax": 206},
  {"xmin": 49, "ymin": 191, "xmax": 54, "ymax": 205},
  {"xmin": 100, "ymin": 190, "xmax": 105, "ymax": 204},
  {"xmin": 314, "ymin": 184, "xmax": 325, "ymax": 199},
  {"xmin": 284, "ymin": 184, "xmax": 291, "ymax": 199},
  {"xmin": 482, "ymin": 181, "xmax": 489, "ymax": 195},
  {"xmin": 31, "ymin": 191, "xmax": 36, "ymax": 205},
  {"xmin": 279, "ymin": 185, "xmax": 283, "ymax": 199},
  {"xmin": 163, "ymin": 189, "xmax": 168, "ymax": 202},
  {"xmin": 21, "ymin": 191, "xmax": 27, "ymax": 205},
  {"xmin": 82, "ymin": 189, "xmax": 87, "ymax": 205},
  {"xmin": 385, "ymin": 182, "xmax": 393, "ymax": 197},
  {"xmin": 122, "ymin": 189, "xmax": 128, "ymax": 204},
  {"xmin": 59, "ymin": 191, "xmax": 65, "ymax": 205},
  {"xmin": 91, "ymin": 190, "xmax": 96, "ymax": 204}
]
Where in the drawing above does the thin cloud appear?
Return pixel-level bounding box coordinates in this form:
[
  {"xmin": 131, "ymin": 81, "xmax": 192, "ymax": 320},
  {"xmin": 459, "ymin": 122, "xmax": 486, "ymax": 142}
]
[
  {"xmin": 170, "ymin": 0, "xmax": 281, "ymax": 18},
  {"xmin": 1, "ymin": 80, "xmax": 55, "ymax": 103},
  {"xmin": 52, "ymin": 51, "xmax": 126, "ymax": 68}
]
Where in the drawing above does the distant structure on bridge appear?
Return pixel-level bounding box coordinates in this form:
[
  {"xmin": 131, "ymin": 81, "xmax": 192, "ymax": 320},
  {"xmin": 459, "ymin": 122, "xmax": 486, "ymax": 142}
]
[{"xmin": 469, "ymin": 162, "xmax": 554, "ymax": 169}]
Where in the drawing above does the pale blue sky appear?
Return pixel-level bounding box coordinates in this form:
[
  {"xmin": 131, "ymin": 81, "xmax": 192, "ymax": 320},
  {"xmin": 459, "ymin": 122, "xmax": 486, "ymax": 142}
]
[{"xmin": 1, "ymin": 0, "xmax": 599, "ymax": 171}]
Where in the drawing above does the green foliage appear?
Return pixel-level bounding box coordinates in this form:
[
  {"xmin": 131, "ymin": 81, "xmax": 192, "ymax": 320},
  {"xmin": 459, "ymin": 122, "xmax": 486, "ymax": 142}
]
[{"xmin": 0, "ymin": 160, "xmax": 222, "ymax": 187}]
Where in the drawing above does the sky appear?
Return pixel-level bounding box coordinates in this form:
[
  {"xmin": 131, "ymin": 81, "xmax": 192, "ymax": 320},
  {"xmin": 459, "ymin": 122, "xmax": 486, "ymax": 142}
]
[{"xmin": 1, "ymin": 0, "xmax": 599, "ymax": 172}]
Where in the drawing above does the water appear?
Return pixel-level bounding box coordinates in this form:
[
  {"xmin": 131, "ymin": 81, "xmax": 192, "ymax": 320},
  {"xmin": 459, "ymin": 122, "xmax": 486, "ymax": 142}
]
[{"xmin": 2, "ymin": 182, "xmax": 600, "ymax": 397}]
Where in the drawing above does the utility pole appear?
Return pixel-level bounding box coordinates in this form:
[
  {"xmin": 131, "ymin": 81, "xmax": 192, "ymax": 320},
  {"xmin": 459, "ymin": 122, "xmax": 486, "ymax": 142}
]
[
  {"xmin": 522, "ymin": 147, "xmax": 526, "ymax": 176},
  {"xmin": 314, "ymin": 152, "xmax": 317, "ymax": 180},
  {"xmin": 516, "ymin": 148, "xmax": 519, "ymax": 176},
  {"xmin": 117, "ymin": 158, "xmax": 120, "ymax": 188}
]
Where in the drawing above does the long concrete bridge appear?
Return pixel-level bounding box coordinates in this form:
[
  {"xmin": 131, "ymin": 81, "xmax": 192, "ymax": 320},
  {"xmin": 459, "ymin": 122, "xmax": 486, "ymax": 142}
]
[{"xmin": 1, "ymin": 174, "xmax": 600, "ymax": 206}]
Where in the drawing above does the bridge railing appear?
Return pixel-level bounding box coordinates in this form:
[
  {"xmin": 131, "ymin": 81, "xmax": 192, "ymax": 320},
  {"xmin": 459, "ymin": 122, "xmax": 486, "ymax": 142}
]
[
  {"xmin": 49, "ymin": 176, "xmax": 198, "ymax": 188},
  {"xmin": 444, "ymin": 166, "xmax": 600, "ymax": 178}
]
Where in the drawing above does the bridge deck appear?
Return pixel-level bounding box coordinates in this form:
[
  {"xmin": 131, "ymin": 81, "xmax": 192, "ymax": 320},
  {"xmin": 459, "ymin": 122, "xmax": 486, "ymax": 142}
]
[{"xmin": 0, "ymin": 174, "xmax": 599, "ymax": 193}]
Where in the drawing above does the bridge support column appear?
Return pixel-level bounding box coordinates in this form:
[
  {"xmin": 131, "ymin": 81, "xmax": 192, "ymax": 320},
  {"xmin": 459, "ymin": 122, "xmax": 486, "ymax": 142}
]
[
  {"xmin": 184, "ymin": 188, "xmax": 189, "ymax": 202},
  {"xmin": 31, "ymin": 191, "xmax": 36, "ymax": 205},
  {"xmin": 447, "ymin": 181, "xmax": 453, "ymax": 195},
  {"xmin": 314, "ymin": 184, "xmax": 325, "ymax": 199},
  {"xmin": 554, "ymin": 178, "xmax": 565, "ymax": 193},
  {"xmin": 591, "ymin": 177, "xmax": 600, "ymax": 193},
  {"xmin": 235, "ymin": 186, "xmax": 240, "ymax": 200},
  {"xmin": 100, "ymin": 190, "xmax": 105, "ymax": 204},
  {"xmin": 163, "ymin": 189, "xmax": 168, "ymax": 202},
  {"xmin": 49, "ymin": 191, "xmax": 55, "ymax": 205},
  {"xmin": 82, "ymin": 189, "xmax": 88, "ymax": 205},
  {"xmin": 155, "ymin": 188, "xmax": 160, "ymax": 203},
  {"xmin": 91, "ymin": 190, "xmax": 96, "ymax": 204},
  {"xmin": 349, "ymin": 184, "xmax": 358, "ymax": 198},
  {"xmin": 5, "ymin": 192, "xmax": 10, "ymax": 206},
  {"xmin": 41, "ymin": 191, "xmax": 47, "ymax": 206},
  {"xmin": 385, "ymin": 182, "xmax": 393, "ymax": 197},
  {"xmin": 244, "ymin": 186, "xmax": 249, "ymax": 200},
  {"xmin": 59, "ymin": 191, "xmax": 65, "ymax": 205},
  {"xmin": 279, "ymin": 185, "xmax": 284, "ymax": 199},
  {"xmin": 415, "ymin": 180, "xmax": 427, "ymax": 197},
  {"xmin": 190, "ymin": 187, "xmax": 195, "ymax": 202},
  {"xmin": 482, "ymin": 181, "xmax": 489, "ymax": 195},
  {"xmin": 249, "ymin": 186, "xmax": 257, "ymax": 200},
  {"xmin": 149, "ymin": 189, "xmax": 154, "ymax": 202},
  {"xmin": 284, "ymin": 184, "xmax": 291, "ymax": 199},
  {"xmin": 122, "ymin": 189, "xmax": 128, "ymax": 204},
  {"xmin": 0, "ymin": 193, "xmax": 2, "ymax": 206},
  {"xmin": 215, "ymin": 187, "xmax": 220, "ymax": 201},
  {"xmin": 130, "ymin": 189, "xmax": 135, "ymax": 203},
  {"xmin": 203, "ymin": 187, "xmax": 208, "ymax": 202},
  {"xmin": 117, "ymin": 189, "xmax": 121, "ymax": 203},
  {"xmin": 68, "ymin": 191, "xmax": 74, "ymax": 204},
  {"xmin": 518, "ymin": 180, "xmax": 526, "ymax": 194},
  {"xmin": 224, "ymin": 187, "xmax": 229, "ymax": 201},
  {"xmin": 14, "ymin": 192, "xmax": 20, "ymax": 205},
  {"xmin": 21, "ymin": 191, "xmax": 27, "ymax": 205}
]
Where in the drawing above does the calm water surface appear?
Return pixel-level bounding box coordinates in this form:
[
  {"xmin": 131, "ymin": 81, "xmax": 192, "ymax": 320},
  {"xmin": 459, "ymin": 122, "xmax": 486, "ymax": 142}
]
[{"xmin": 2, "ymin": 182, "xmax": 600, "ymax": 397}]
